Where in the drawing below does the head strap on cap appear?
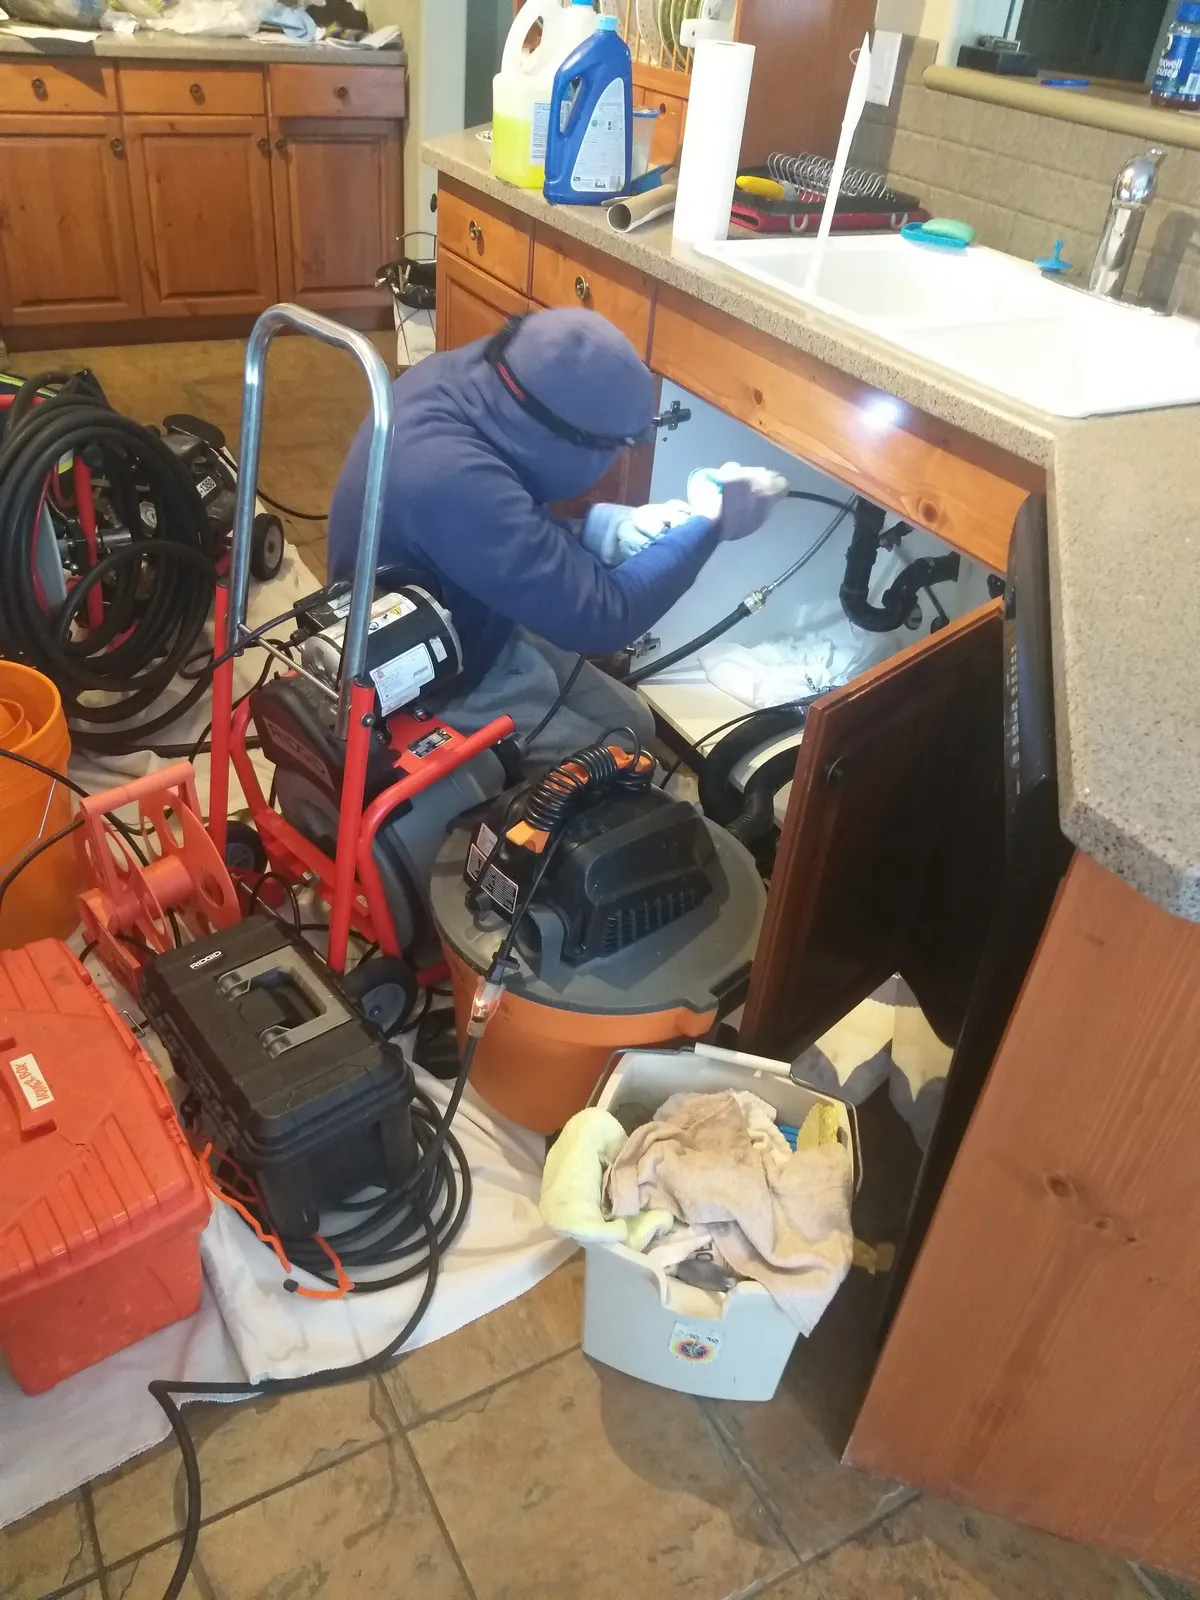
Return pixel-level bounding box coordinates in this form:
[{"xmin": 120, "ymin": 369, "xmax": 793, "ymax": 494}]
[{"xmin": 484, "ymin": 317, "xmax": 650, "ymax": 452}]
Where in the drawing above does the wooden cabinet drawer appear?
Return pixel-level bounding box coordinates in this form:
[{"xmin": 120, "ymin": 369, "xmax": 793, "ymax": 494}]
[
  {"xmin": 438, "ymin": 179, "xmax": 532, "ymax": 295},
  {"xmin": 268, "ymin": 64, "xmax": 405, "ymax": 121},
  {"xmin": 531, "ymin": 226, "xmax": 654, "ymax": 356},
  {"xmin": 0, "ymin": 61, "xmax": 115, "ymax": 113},
  {"xmin": 119, "ymin": 65, "xmax": 264, "ymax": 116},
  {"xmin": 636, "ymin": 86, "xmax": 686, "ymax": 167}
]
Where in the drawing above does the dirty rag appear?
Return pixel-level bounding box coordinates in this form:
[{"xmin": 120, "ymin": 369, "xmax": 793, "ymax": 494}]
[{"xmin": 604, "ymin": 1090, "xmax": 853, "ymax": 1332}]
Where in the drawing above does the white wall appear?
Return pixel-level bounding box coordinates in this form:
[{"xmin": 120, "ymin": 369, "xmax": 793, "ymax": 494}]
[{"xmin": 364, "ymin": 0, "xmax": 468, "ymax": 239}]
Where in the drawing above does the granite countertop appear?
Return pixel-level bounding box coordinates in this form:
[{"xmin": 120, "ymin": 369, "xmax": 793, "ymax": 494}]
[
  {"xmin": 0, "ymin": 30, "xmax": 404, "ymax": 66},
  {"xmin": 425, "ymin": 127, "xmax": 1200, "ymax": 924}
]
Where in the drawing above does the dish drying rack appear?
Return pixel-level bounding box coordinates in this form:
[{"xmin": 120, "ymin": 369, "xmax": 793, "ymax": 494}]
[
  {"xmin": 611, "ymin": 0, "xmax": 718, "ymax": 79},
  {"xmin": 766, "ymin": 152, "xmax": 896, "ymax": 204}
]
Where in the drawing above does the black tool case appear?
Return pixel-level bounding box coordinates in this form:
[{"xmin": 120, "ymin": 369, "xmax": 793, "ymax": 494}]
[{"xmin": 144, "ymin": 917, "xmax": 417, "ymax": 1237}]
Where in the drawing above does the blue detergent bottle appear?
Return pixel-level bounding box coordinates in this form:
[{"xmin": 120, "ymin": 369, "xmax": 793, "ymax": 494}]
[{"xmin": 543, "ymin": 15, "xmax": 632, "ymax": 206}]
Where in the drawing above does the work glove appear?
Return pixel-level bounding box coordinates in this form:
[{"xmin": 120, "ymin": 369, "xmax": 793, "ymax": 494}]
[
  {"xmin": 688, "ymin": 463, "xmax": 789, "ymax": 542},
  {"xmin": 579, "ymin": 499, "xmax": 695, "ymax": 567}
]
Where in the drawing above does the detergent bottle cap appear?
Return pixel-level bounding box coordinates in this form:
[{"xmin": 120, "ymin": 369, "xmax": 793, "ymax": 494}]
[{"xmin": 596, "ymin": 13, "xmax": 619, "ymax": 28}]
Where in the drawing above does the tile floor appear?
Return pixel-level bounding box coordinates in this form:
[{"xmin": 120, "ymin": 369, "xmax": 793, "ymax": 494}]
[
  {"xmin": 2, "ymin": 1253, "xmax": 1187, "ymax": 1600},
  {"xmin": 3, "ymin": 338, "xmax": 1196, "ymax": 1600}
]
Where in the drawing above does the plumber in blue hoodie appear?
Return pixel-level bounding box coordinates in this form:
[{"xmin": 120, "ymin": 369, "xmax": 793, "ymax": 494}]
[{"xmin": 328, "ymin": 308, "xmax": 781, "ymax": 760}]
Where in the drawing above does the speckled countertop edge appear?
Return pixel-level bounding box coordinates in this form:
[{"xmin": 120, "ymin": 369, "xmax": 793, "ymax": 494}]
[
  {"xmin": 425, "ymin": 130, "xmax": 1200, "ymax": 924},
  {"xmin": 0, "ymin": 32, "xmax": 404, "ymax": 66}
]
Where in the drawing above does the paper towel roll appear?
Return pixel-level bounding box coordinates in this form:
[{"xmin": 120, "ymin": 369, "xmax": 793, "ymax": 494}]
[
  {"xmin": 608, "ymin": 184, "xmax": 677, "ymax": 232},
  {"xmin": 672, "ymin": 40, "xmax": 755, "ymax": 246}
]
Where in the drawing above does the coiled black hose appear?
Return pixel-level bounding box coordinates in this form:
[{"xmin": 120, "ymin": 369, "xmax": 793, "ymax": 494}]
[
  {"xmin": 0, "ymin": 380, "xmax": 215, "ymax": 750},
  {"xmin": 521, "ymin": 729, "xmax": 653, "ymax": 834}
]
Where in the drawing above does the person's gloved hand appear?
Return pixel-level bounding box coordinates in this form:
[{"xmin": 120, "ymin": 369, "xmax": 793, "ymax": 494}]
[
  {"xmin": 580, "ymin": 499, "xmax": 695, "ymax": 567},
  {"xmin": 688, "ymin": 463, "xmax": 789, "ymax": 542}
]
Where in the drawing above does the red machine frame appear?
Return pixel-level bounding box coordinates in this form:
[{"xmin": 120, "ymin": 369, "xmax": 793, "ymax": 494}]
[{"xmin": 206, "ymin": 308, "xmax": 514, "ymax": 978}]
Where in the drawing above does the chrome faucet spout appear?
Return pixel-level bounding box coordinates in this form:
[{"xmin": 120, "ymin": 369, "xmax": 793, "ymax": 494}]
[{"xmin": 1088, "ymin": 147, "xmax": 1165, "ymax": 301}]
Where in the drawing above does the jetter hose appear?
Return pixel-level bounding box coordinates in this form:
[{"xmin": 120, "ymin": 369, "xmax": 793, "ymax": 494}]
[{"xmin": 0, "ymin": 374, "xmax": 216, "ymax": 751}]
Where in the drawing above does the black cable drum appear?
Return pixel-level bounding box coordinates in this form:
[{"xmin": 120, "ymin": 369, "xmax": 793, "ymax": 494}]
[{"xmin": 0, "ymin": 377, "xmax": 216, "ymax": 750}]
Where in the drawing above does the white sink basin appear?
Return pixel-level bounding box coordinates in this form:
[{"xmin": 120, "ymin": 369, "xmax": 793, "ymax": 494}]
[{"xmin": 695, "ymin": 234, "xmax": 1200, "ymax": 418}]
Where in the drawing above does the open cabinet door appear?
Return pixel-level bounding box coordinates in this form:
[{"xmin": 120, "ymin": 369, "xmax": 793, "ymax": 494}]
[{"xmin": 739, "ymin": 601, "xmax": 1005, "ymax": 1059}]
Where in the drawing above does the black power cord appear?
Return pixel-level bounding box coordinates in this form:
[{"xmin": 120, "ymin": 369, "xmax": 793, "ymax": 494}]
[
  {"xmin": 148, "ymin": 811, "xmax": 572, "ymax": 1600},
  {"xmin": 0, "ymin": 747, "xmax": 177, "ymax": 941},
  {"xmin": 255, "ymin": 487, "xmax": 327, "ymax": 523}
]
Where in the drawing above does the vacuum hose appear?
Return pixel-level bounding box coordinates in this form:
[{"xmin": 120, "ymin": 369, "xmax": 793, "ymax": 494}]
[
  {"xmin": 839, "ymin": 498, "xmax": 961, "ymax": 633},
  {"xmin": 0, "ymin": 373, "xmax": 216, "ymax": 751}
]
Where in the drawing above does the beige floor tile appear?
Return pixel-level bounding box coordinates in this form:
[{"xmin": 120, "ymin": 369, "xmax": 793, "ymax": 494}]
[
  {"xmin": 905, "ymin": 1496, "xmax": 1155, "ymax": 1600},
  {"xmin": 410, "ymin": 1347, "xmax": 793, "ymax": 1600},
  {"xmin": 0, "ymin": 1493, "xmax": 98, "ymax": 1600},
  {"xmin": 104, "ymin": 1438, "xmax": 467, "ymax": 1600},
  {"xmin": 763, "ymin": 1500, "xmax": 1158, "ymax": 1600},
  {"xmin": 53, "ymin": 1588, "xmax": 103, "ymax": 1600},
  {"xmin": 91, "ymin": 1376, "xmax": 400, "ymax": 1566},
  {"xmin": 707, "ymin": 1271, "xmax": 916, "ymax": 1562},
  {"xmin": 386, "ymin": 1256, "xmax": 583, "ymax": 1422}
]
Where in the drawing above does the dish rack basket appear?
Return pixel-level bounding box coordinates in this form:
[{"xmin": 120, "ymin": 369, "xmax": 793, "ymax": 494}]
[{"xmin": 767, "ymin": 152, "xmax": 904, "ymax": 205}]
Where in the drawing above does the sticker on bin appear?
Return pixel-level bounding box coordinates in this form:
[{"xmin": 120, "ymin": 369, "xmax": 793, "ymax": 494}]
[{"xmin": 669, "ymin": 1322, "xmax": 723, "ymax": 1365}]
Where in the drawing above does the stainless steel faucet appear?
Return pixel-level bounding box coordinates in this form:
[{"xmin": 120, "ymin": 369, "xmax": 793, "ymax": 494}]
[{"xmin": 1088, "ymin": 147, "xmax": 1165, "ymax": 301}]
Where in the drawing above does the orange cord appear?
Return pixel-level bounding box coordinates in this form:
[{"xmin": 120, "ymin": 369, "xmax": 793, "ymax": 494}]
[{"xmin": 198, "ymin": 1142, "xmax": 354, "ymax": 1301}]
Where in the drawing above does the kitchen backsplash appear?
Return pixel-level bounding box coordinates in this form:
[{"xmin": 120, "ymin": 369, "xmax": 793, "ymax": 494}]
[{"xmin": 853, "ymin": 38, "xmax": 1200, "ymax": 318}]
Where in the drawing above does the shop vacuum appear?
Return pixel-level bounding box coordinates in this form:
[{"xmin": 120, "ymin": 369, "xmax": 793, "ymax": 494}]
[{"xmin": 431, "ymin": 736, "xmax": 766, "ymax": 1133}]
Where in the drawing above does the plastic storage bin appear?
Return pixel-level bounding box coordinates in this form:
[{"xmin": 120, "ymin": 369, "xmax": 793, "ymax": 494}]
[{"xmin": 582, "ymin": 1044, "xmax": 858, "ymax": 1401}]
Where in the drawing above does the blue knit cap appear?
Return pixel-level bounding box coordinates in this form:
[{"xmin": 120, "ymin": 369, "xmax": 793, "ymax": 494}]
[{"xmin": 503, "ymin": 307, "xmax": 656, "ymax": 442}]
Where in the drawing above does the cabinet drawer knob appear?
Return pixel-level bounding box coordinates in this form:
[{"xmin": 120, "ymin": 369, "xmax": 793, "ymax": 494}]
[
  {"xmin": 275, "ymin": 137, "xmax": 287, "ymax": 153},
  {"xmin": 109, "ymin": 136, "xmax": 125, "ymax": 156},
  {"xmin": 574, "ymin": 274, "xmax": 591, "ymax": 302},
  {"xmin": 258, "ymin": 136, "xmax": 271, "ymax": 155},
  {"xmin": 31, "ymin": 76, "xmax": 47, "ymax": 100},
  {"xmin": 468, "ymin": 219, "xmax": 484, "ymax": 247},
  {"xmin": 335, "ymin": 84, "xmax": 349, "ymax": 100},
  {"xmin": 189, "ymin": 81, "xmax": 204, "ymax": 101}
]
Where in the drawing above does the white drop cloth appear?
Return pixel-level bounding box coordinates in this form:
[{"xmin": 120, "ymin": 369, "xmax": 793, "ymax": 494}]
[
  {"xmin": 3, "ymin": 541, "xmax": 574, "ymax": 1528},
  {"xmin": 0, "ymin": 1066, "xmax": 573, "ymax": 1530}
]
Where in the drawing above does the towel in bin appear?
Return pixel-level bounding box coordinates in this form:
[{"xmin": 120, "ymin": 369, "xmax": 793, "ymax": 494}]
[{"xmin": 540, "ymin": 1046, "xmax": 859, "ymax": 1401}]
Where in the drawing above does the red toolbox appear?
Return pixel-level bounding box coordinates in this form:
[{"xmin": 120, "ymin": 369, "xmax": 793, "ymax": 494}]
[{"xmin": 0, "ymin": 941, "xmax": 209, "ymax": 1394}]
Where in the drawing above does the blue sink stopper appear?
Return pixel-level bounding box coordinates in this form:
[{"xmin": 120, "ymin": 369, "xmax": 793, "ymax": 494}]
[{"xmin": 1035, "ymin": 238, "xmax": 1073, "ymax": 274}]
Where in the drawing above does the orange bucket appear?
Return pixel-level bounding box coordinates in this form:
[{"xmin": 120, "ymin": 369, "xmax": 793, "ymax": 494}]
[{"xmin": 0, "ymin": 663, "xmax": 80, "ymax": 948}]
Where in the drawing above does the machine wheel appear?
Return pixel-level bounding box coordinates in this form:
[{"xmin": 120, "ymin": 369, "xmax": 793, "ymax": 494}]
[
  {"xmin": 342, "ymin": 955, "xmax": 418, "ymax": 1036},
  {"xmin": 251, "ymin": 512, "xmax": 285, "ymax": 581},
  {"xmin": 224, "ymin": 821, "xmax": 268, "ymax": 875}
]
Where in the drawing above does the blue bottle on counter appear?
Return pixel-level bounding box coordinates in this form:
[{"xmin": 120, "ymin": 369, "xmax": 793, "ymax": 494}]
[
  {"xmin": 543, "ymin": 15, "xmax": 633, "ymax": 206},
  {"xmin": 1152, "ymin": 1, "xmax": 1200, "ymax": 107}
]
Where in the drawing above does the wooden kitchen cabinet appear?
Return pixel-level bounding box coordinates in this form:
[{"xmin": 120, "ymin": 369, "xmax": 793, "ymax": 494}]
[
  {"xmin": 0, "ymin": 57, "xmax": 404, "ymax": 344},
  {"xmin": 125, "ymin": 114, "xmax": 277, "ymax": 316},
  {"xmin": 531, "ymin": 225, "xmax": 654, "ymax": 356},
  {"xmin": 0, "ymin": 113, "xmax": 143, "ymax": 325},
  {"xmin": 269, "ymin": 118, "xmax": 400, "ymax": 311},
  {"xmin": 740, "ymin": 602, "xmax": 1007, "ymax": 1059},
  {"xmin": 436, "ymin": 248, "xmax": 530, "ymax": 351}
]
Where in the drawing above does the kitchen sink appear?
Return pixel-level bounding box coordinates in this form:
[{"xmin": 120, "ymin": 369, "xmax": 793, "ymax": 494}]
[{"xmin": 695, "ymin": 234, "xmax": 1200, "ymax": 418}]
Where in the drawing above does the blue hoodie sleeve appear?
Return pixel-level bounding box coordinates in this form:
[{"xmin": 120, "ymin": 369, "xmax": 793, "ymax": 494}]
[{"xmin": 406, "ymin": 458, "xmax": 721, "ymax": 655}]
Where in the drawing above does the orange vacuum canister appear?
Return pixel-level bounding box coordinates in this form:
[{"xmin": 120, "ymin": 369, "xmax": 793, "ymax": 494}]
[
  {"xmin": 0, "ymin": 941, "xmax": 209, "ymax": 1394},
  {"xmin": 430, "ymin": 784, "xmax": 765, "ymax": 1134}
]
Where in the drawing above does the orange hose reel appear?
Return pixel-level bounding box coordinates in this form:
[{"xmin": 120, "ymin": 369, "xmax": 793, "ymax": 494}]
[{"xmin": 77, "ymin": 762, "xmax": 240, "ymax": 992}]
